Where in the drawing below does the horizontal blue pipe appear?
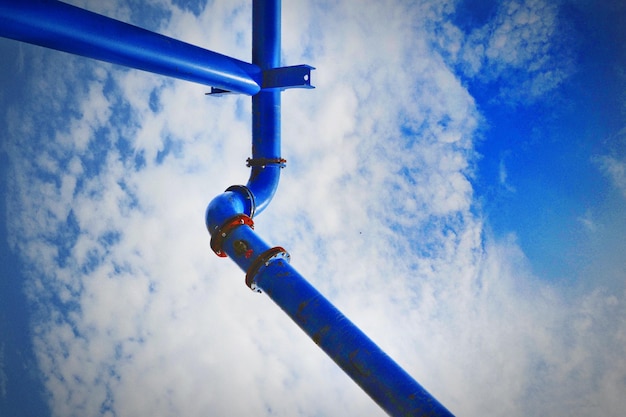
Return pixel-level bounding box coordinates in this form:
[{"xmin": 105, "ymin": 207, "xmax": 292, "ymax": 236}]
[
  {"xmin": 0, "ymin": 0, "xmax": 261, "ymax": 94},
  {"xmin": 213, "ymin": 223, "xmax": 455, "ymax": 417}
]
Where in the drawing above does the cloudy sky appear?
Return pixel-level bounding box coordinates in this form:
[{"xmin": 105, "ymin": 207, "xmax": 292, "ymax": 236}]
[{"xmin": 1, "ymin": 0, "xmax": 625, "ymax": 416}]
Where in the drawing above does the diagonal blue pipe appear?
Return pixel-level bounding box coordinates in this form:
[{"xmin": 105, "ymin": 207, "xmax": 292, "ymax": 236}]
[
  {"xmin": 0, "ymin": 0, "xmax": 261, "ymax": 94},
  {"xmin": 206, "ymin": 217, "xmax": 456, "ymax": 417}
]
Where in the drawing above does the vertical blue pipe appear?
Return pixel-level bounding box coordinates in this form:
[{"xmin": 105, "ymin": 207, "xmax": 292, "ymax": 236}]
[
  {"xmin": 247, "ymin": 0, "xmax": 282, "ymax": 215},
  {"xmin": 0, "ymin": 0, "xmax": 261, "ymax": 94}
]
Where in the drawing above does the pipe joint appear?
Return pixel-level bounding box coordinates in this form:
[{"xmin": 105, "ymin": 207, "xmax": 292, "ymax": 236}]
[
  {"xmin": 210, "ymin": 214, "xmax": 254, "ymax": 257},
  {"xmin": 245, "ymin": 246, "xmax": 290, "ymax": 292},
  {"xmin": 205, "ymin": 185, "xmax": 255, "ymax": 236},
  {"xmin": 225, "ymin": 185, "xmax": 256, "ymax": 217}
]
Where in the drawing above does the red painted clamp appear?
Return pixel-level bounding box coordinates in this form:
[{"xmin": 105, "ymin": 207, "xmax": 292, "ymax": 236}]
[{"xmin": 210, "ymin": 214, "xmax": 254, "ymax": 257}]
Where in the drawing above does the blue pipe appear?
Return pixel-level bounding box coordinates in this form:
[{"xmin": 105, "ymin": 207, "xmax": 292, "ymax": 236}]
[
  {"xmin": 0, "ymin": 0, "xmax": 261, "ymax": 95},
  {"xmin": 206, "ymin": 0, "xmax": 283, "ymax": 218},
  {"xmin": 205, "ymin": 214, "xmax": 455, "ymax": 417},
  {"xmin": 256, "ymin": 262, "xmax": 454, "ymax": 417},
  {"xmin": 246, "ymin": 0, "xmax": 282, "ymax": 215},
  {"xmin": 205, "ymin": 0, "xmax": 282, "ymax": 228}
]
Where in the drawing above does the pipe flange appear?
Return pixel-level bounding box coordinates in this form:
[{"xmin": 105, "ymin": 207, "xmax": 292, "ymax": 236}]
[
  {"xmin": 210, "ymin": 214, "xmax": 254, "ymax": 257},
  {"xmin": 225, "ymin": 184, "xmax": 256, "ymax": 218},
  {"xmin": 245, "ymin": 246, "xmax": 290, "ymax": 292}
]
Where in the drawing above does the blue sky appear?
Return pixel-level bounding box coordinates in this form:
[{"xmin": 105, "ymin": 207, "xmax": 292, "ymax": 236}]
[{"xmin": 1, "ymin": 0, "xmax": 625, "ymax": 416}]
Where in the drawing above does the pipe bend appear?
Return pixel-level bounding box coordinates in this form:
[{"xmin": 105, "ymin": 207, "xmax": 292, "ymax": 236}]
[
  {"xmin": 246, "ymin": 165, "xmax": 281, "ymax": 215},
  {"xmin": 246, "ymin": 88, "xmax": 282, "ymax": 216},
  {"xmin": 205, "ymin": 187, "xmax": 254, "ymax": 235}
]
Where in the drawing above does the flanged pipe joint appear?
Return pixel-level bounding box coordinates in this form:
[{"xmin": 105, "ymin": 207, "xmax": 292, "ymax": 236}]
[{"xmin": 205, "ymin": 185, "xmax": 289, "ymax": 291}]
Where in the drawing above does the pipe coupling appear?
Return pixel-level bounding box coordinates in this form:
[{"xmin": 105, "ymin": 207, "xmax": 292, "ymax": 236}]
[
  {"xmin": 210, "ymin": 214, "xmax": 254, "ymax": 257},
  {"xmin": 245, "ymin": 246, "xmax": 290, "ymax": 292}
]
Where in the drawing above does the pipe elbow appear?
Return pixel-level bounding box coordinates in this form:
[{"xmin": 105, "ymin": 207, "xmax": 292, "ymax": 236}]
[
  {"xmin": 246, "ymin": 165, "xmax": 281, "ymax": 216},
  {"xmin": 205, "ymin": 185, "xmax": 255, "ymax": 236}
]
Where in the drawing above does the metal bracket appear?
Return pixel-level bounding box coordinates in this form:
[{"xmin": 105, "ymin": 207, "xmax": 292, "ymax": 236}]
[
  {"xmin": 262, "ymin": 65, "xmax": 315, "ymax": 90},
  {"xmin": 207, "ymin": 65, "xmax": 314, "ymax": 95},
  {"xmin": 205, "ymin": 87, "xmax": 232, "ymax": 96}
]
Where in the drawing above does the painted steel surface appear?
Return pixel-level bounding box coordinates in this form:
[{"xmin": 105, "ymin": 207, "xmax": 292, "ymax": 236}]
[{"xmin": 0, "ymin": 0, "xmax": 261, "ymax": 94}]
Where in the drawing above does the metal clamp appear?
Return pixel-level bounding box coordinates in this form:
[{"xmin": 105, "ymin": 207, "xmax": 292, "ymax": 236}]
[
  {"xmin": 210, "ymin": 214, "xmax": 254, "ymax": 257},
  {"xmin": 245, "ymin": 246, "xmax": 290, "ymax": 292},
  {"xmin": 246, "ymin": 157, "xmax": 287, "ymax": 168}
]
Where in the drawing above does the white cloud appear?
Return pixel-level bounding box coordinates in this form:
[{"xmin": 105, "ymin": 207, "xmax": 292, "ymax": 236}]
[
  {"xmin": 448, "ymin": 0, "xmax": 575, "ymax": 104},
  {"xmin": 577, "ymin": 209, "xmax": 597, "ymax": 233},
  {"xmin": 594, "ymin": 154, "xmax": 626, "ymax": 199},
  {"xmin": 2, "ymin": 1, "xmax": 626, "ymax": 417},
  {"xmin": 498, "ymin": 153, "xmax": 516, "ymax": 192}
]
